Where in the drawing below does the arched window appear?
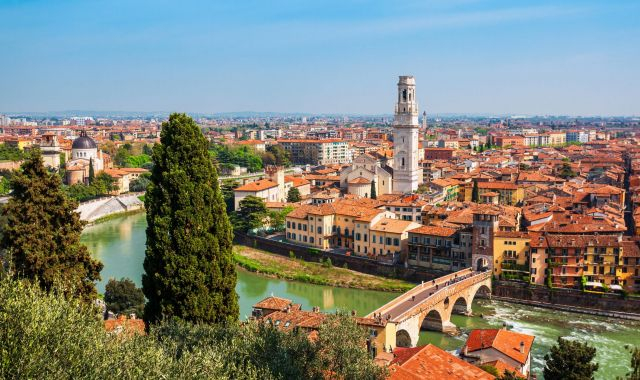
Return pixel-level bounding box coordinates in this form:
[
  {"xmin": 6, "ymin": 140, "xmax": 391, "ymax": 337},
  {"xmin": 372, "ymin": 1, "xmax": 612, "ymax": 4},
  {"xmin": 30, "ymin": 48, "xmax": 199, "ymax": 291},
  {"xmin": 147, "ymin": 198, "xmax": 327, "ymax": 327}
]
[
  {"xmin": 402, "ymin": 158, "xmax": 405, "ymax": 167},
  {"xmin": 402, "ymin": 89, "xmax": 407, "ymax": 101}
]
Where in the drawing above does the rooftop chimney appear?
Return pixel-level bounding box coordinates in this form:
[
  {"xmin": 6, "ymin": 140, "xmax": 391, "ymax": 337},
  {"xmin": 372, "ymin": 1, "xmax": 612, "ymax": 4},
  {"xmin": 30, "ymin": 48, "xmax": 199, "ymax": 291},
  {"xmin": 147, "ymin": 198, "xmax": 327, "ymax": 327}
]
[{"xmin": 520, "ymin": 341, "xmax": 525, "ymax": 354}]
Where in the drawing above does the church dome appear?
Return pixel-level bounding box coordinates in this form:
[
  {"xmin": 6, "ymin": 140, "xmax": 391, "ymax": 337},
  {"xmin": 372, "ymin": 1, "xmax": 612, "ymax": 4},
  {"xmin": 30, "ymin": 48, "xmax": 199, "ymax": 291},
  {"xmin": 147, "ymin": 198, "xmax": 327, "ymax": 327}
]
[{"xmin": 72, "ymin": 131, "xmax": 97, "ymax": 150}]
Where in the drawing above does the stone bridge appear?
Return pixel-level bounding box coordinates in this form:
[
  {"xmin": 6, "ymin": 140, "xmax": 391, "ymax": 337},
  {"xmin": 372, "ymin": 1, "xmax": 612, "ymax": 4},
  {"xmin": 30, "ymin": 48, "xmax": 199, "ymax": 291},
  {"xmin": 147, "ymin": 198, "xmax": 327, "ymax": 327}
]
[{"xmin": 367, "ymin": 268, "xmax": 492, "ymax": 348}]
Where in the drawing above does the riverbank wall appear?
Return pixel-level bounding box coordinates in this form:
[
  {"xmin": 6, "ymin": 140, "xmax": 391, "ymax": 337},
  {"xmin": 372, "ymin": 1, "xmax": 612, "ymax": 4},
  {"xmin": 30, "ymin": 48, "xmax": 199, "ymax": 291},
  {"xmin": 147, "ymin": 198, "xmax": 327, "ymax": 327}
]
[
  {"xmin": 493, "ymin": 280, "xmax": 640, "ymax": 320},
  {"xmin": 77, "ymin": 192, "xmax": 145, "ymax": 223},
  {"xmin": 234, "ymin": 233, "xmax": 450, "ymax": 283}
]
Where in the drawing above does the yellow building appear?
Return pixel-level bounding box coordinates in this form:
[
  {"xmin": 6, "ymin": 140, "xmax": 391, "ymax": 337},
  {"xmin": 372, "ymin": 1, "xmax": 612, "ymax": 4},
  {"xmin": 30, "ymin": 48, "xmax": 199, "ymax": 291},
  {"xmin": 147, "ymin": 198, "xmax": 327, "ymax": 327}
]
[
  {"xmin": 493, "ymin": 231, "xmax": 530, "ymax": 280},
  {"xmin": 478, "ymin": 182, "xmax": 524, "ymax": 206},
  {"xmin": 354, "ymin": 217, "xmax": 421, "ymax": 261}
]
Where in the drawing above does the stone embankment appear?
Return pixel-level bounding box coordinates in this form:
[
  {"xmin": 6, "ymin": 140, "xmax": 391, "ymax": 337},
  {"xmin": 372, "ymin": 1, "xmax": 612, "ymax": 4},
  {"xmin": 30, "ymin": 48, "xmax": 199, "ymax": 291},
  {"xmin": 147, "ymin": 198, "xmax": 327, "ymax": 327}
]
[{"xmin": 77, "ymin": 192, "xmax": 145, "ymax": 222}]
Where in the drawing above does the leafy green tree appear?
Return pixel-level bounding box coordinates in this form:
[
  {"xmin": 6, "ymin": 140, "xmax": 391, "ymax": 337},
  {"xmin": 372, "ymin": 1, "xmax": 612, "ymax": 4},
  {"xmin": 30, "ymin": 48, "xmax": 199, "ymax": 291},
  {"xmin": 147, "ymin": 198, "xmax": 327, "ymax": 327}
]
[
  {"xmin": 0, "ymin": 150, "xmax": 102, "ymax": 303},
  {"xmin": 472, "ymin": 180, "xmax": 479, "ymax": 203},
  {"xmin": 143, "ymin": 113, "xmax": 238, "ymax": 324},
  {"xmin": 0, "ymin": 144, "xmax": 26, "ymax": 161},
  {"xmin": 265, "ymin": 144, "xmax": 291, "ymax": 167},
  {"xmin": 142, "ymin": 143, "xmax": 153, "ymax": 155},
  {"xmin": 126, "ymin": 154, "xmax": 152, "ymax": 168},
  {"xmin": 370, "ymin": 180, "xmax": 377, "ymax": 199},
  {"xmin": 88, "ymin": 157, "xmax": 95, "ymax": 184},
  {"xmin": 233, "ymin": 195, "xmax": 268, "ymax": 232},
  {"xmin": 314, "ymin": 313, "xmax": 386, "ymax": 380},
  {"xmin": 129, "ymin": 172, "xmax": 151, "ymax": 192},
  {"xmin": 104, "ymin": 277, "xmax": 145, "ymax": 316},
  {"xmin": 0, "ymin": 176, "xmax": 10, "ymax": 195},
  {"xmin": 544, "ymin": 337, "xmax": 599, "ymax": 380},
  {"xmin": 221, "ymin": 179, "xmax": 239, "ymax": 212},
  {"xmin": 287, "ymin": 187, "xmax": 301, "ymax": 202},
  {"xmin": 621, "ymin": 346, "xmax": 640, "ymax": 380},
  {"xmin": 559, "ymin": 162, "xmax": 577, "ymax": 179},
  {"xmin": 269, "ymin": 205, "xmax": 294, "ymax": 231},
  {"xmin": 114, "ymin": 146, "xmax": 130, "ymax": 167}
]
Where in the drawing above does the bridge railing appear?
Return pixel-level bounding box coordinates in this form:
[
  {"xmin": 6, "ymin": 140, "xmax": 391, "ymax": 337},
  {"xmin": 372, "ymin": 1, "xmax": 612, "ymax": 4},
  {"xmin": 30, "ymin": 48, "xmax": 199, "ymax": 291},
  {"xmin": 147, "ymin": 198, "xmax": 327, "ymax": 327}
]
[
  {"xmin": 366, "ymin": 267, "xmax": 474, "ymax": 318},
  {"xmin": 392, "ymin": 271, "xmax": 491, "ymax": 323}
]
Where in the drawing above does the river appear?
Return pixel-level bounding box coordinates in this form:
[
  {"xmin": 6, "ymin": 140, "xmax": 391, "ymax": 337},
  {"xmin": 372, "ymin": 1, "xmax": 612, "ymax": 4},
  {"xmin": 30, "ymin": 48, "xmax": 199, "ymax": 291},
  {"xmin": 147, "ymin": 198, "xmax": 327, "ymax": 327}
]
[{"xmin": 82, "ymin": 212, "xmax": 640, "ymax": 379}]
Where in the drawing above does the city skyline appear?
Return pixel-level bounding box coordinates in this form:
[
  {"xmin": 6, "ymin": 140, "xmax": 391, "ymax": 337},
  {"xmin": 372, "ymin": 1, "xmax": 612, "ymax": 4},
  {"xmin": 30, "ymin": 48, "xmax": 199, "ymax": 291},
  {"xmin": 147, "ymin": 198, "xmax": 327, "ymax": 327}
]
[{"xmin": 1, "ymin": 0, "xmax": 639, "ymax": 116}]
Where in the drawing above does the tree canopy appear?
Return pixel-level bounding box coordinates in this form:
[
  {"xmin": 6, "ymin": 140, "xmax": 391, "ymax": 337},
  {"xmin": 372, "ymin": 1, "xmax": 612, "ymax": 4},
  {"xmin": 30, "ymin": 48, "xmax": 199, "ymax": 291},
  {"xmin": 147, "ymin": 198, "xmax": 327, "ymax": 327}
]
[
  {"xmin": 143, "ymin": 113, "xmax": 238, "ymax": 324},
  {"xmin": 232, "ymin": 195, "xmax": 268, "ymax": 233},
  {"xmin": 0, "ymin": 150, "xmax": 102, "ymax": 303},
  {"xmin": 544, "ymin": 337, "xmax": 599, "ymax": 380},
  {"xmin": 0, "ymin": 277, "xmax": 386, "ymax": 379},
  {"xmin": 209, "ymin": 144, "xmax": 263, "ymax": 173},
  {"xmin": 104, "ymin": 277, "xmax": 145, "ymax": 316},
  {"xmin": 287, "ymin": 187, "xmax": 301, "ymax": 202}
]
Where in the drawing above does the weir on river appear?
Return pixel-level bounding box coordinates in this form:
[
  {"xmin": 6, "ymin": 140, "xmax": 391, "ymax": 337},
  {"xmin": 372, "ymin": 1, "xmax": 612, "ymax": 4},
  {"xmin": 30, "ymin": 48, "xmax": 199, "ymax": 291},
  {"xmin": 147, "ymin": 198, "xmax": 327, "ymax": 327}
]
[{"xmin": 82, "ymin": 211, "xmax": 640, "ymax": 380}]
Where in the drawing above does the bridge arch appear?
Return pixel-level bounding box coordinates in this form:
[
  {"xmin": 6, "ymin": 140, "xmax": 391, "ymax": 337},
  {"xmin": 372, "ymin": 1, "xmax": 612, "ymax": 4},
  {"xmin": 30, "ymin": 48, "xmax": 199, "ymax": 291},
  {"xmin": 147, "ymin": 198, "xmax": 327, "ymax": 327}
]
[
  {"xmin": 469, "ymin": 284, "xmax": 492, "ymax": 305},
  {"xmin": 396, "ymin": 329, "xmax": 413, "ymax": 348},
  {"xmin": 420, "ymin": 309, "xmax": 444, "ymax": 332},
  {"xmin": 452, "ymin": 296, "xmax": 471, "ymax": 315}
]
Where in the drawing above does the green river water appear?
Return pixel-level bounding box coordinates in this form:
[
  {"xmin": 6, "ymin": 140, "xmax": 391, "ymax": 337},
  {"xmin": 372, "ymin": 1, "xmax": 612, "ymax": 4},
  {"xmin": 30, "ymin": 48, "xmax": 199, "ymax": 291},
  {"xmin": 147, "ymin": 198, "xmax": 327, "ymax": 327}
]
[{"xmin": 82, "ymin": 212, "xmax": 640, "ymax": 379}]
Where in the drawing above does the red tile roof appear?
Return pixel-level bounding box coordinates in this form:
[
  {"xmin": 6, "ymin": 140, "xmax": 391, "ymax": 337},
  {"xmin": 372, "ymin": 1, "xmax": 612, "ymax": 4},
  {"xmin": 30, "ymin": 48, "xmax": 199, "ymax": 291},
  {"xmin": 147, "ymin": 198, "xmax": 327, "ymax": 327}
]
[
  {"xmin": 464, "ymin": 329, "xmax": 534, "ymax": 365},
  {"xmin": 389, "ymin": 344, "xmax": 495, "ymax": 380}
]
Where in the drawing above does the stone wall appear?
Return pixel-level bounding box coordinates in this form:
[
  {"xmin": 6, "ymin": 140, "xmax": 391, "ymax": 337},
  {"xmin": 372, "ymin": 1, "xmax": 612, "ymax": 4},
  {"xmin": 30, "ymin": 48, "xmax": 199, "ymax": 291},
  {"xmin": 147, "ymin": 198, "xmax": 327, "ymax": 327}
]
[
  {"xmin": 493, "ymin": 280, "xmax": 640, "ymax": 316},
  {"xmin": 77, "ymin": 192, "xmax": 144, "ymax": 222},
  {"xmin": 234, "ymin": 233, "xmax": 449, "ymax": 283}
]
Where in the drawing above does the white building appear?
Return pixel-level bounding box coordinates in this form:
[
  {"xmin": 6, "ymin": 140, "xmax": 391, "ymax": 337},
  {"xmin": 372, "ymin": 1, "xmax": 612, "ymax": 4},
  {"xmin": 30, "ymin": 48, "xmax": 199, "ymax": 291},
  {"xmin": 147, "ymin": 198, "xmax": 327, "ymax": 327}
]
[{"xmin": 392, "ymin": 76, "xmax": 421, "ymax": 193}]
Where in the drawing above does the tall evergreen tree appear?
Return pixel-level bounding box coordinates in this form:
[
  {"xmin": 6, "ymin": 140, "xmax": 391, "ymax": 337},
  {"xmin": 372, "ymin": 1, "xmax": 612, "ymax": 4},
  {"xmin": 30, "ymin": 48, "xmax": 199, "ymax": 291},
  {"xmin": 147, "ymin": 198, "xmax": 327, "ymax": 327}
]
[
  {"xmin": 287, "ymin": 187, "xmax": 301, "ymax": 202},
  {"xmin": 472, "ymin": 180, "xmax": 479, "ymax": 203},
  {"xmin": 0, "ymin": 150, "xmax": 102, "ymax": 303},
  {"xmin": 143, "ymin": 113, "xmax": 238, "ymax": 324},
  {"xmin": 544, "ymin": 337, "xmax": 599, "ymax": 380},
  {"xmin": 88, "ymin": 157, "xmax": 95, "ymax": 184},
  {"xmin": 370, "ymin": 180, "xmax": 377, "ymax": 199}
]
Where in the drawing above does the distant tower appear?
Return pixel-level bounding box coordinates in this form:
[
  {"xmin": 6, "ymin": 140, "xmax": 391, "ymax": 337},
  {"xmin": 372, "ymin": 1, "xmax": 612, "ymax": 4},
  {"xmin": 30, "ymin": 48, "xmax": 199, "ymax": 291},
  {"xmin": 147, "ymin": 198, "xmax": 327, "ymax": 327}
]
[
  {"xmin": 421, "ymin": 110, "xmax": 427, "ymax": 130},
  {"xmin": 392, "ymin": 76, "xmax": 420, "ymax": 193}
]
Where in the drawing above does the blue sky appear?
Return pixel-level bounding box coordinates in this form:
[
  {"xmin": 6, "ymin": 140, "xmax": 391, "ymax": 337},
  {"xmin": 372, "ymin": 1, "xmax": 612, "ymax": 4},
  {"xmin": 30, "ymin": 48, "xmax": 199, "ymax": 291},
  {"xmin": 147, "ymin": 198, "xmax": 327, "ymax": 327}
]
[{"xmin": 0, "ymin": 0, "xmax": 638, "ymax": 116}]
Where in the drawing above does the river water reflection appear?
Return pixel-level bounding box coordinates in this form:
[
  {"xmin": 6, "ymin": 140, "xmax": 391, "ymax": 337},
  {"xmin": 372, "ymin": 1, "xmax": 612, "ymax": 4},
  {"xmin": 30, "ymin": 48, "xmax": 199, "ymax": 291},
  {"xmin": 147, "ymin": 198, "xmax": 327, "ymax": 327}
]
[{"xmin": 82, "ymin": 212, "xmax": 640, "ymax": 379}]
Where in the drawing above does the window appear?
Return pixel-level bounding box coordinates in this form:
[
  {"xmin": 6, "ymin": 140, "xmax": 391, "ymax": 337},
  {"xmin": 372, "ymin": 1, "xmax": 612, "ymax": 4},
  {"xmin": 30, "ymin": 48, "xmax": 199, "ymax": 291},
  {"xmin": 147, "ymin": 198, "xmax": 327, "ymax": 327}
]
[
  {"xmin": 386, "ymin": 237, "xmax": 392, "ymax": 245},
  {"xmin": 317, "ymin": 227, "xmax": 322, "ymax": 234},
  {"xmin": 355, "ymin": 233, "xmax": 361, "ymax": 241},
  {"xmin": 310, "ymin": 237, "xmax": 314, "ymax": 243},
  {"xmin": 303, "ymin": 236, "xmax": 307, "ymax": 242},
  {"xmin": 372, "ymin": 235, "xmax": 376, "ymax": 243},
  {"xmin": 287, "ymin": 221, "xmax": 291, "ymax": 228},
  {"xmin": 393, "ymin": 238, "xmax": 399, "ymax": 246},
  {"xmin": 364, "ymin": 234, "xmax": 368, "ymax": 242},
  {"xmin": 298, "ymin": 223, "xmax": 302, "ymax": 230}
]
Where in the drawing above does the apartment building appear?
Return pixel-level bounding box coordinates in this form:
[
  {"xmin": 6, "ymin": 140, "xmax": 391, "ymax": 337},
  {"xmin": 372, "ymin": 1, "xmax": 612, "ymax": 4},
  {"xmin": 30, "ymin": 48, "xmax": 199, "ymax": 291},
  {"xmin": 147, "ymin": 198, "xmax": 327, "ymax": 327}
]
[
  {"xmin": 477, "ymin": 181, "xmax": 524, "ymax": 206},
  {"xmin": 278, "ymin": 139, "xmax": 352, "ymax": 165},
  {"xmin": 407, "ymin": 225, "xmax": 469, "ymax": 271}
]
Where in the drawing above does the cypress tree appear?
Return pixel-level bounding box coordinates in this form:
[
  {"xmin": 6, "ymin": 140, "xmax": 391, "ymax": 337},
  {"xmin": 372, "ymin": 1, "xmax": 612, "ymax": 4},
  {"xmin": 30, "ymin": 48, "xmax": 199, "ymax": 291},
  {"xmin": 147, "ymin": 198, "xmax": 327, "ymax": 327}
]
[
  {"xmin": 143, "ymin": 113, "xmax": 238, "ymax": 324},
  {"xmin": 370, "ymin": 179, "xmax": 377, "ymax": 199},
  {"xmin": 0, "ymin": 149, "xmax": 102, "ymax": 303},
  {"xmin": 472, "ymin": 180, "xmax": 479, "ymax": 203},
  {"xmin": 88, "ymin": 157, "xmax": 95, "ymax": 184}
]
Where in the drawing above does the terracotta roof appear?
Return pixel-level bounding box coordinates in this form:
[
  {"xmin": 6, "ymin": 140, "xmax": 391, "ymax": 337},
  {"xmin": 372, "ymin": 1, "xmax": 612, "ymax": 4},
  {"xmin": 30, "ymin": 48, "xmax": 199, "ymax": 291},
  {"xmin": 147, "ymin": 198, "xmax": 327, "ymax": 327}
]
[
  {"xmin": 464, "ymin": 329, "xmax": 534, "ymax": 365},
  {"xmin": 348, "ymin": 176, "xmax": 371, "ymax": 185},
  {"xmin": 370, "ymin": 218, "xmax": 419, "ymax": 234},
  {"xmin": 253, "ymin": 296, "xmax": 292, "ymax": 311},
  {"xmin": 104, "ymin": 316, "xmax": 145, "ymax": 336},
  {"xmin": 389, "ymin": 344, "xmax": 495, "ymax": 380},
  {"xmin": 234, "ymin": 179, "xmax": 279, "ymax": 192},
  {"xmin": 409, "ymin": 225, "xmax": 458, "ymax": 237}
]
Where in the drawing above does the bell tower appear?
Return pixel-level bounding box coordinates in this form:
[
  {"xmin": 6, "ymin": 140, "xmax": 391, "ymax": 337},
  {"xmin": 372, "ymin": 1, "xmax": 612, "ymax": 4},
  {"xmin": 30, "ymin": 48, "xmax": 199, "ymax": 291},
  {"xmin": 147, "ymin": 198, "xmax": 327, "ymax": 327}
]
[{"xmin": 392, "ymin": 76, "xmax": 420, "ymax": 193}]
